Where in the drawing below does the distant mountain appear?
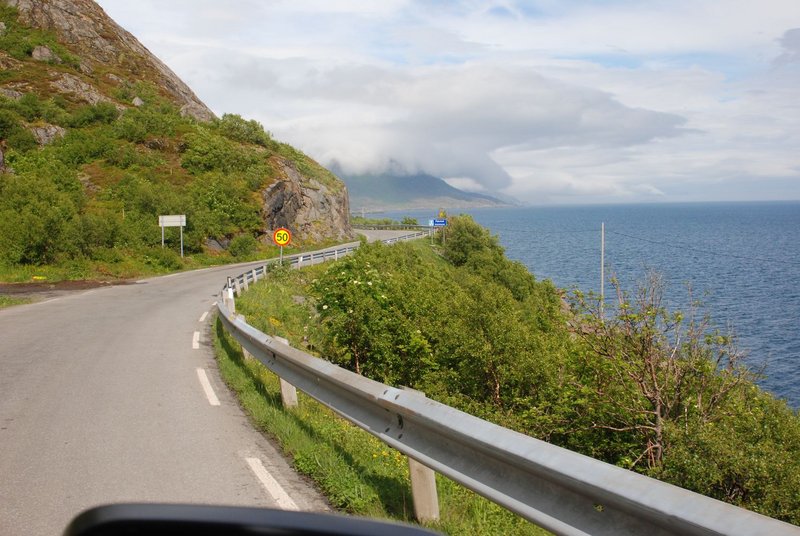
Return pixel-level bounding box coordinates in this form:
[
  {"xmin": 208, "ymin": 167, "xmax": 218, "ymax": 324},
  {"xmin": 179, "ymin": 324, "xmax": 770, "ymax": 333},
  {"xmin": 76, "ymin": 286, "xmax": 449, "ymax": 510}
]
[{"xmin": 341, "ymin": 172, "xmax": 511, "ymax": 211}]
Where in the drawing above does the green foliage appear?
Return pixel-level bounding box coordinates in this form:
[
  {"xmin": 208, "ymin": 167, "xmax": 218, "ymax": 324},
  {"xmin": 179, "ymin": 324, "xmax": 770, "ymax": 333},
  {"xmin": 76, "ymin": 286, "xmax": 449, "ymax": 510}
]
[
  {"xmin": 188, "ymin": 172, "xmax": 263, "ymax": 239},
  {"xmin": 654, "ymin": 388, "xmax": 800, "ymax": 522},
  {"xmin": 212, "ymin": 113, "xmax": 273, "ymax": 147},
  {"xmin": 350, "ymin": 216, "xmax": 395, "ymax": 226},
  {"xmin": 442, "ymin": 214, "xmax": 502, "ymax": 266},
  {"xmin": 112, "ymin": 103, "xmax": 182, "ymax": 143},
  {"xmin": 443, "ymin": 214, "xmax": 539, "ymax": 301},
  {"xmin": 141, "ymin": 246, "xmax": 183, "ymax": 271},
  {"xmin": 0, "ymin": 109, "xmax": 17, "ymax": 139},
  {"xmin": 0, "ymin": 173, "xmax": 82, "ymax": 264},
  {"xmin": 0, "ymin": 108, "xmax": 36, "ymax": 152},
  {"xmin": 249, "ymin": 223, "xmax": 800, "ymax": 525},
  {"xmin": 68, "ymin": 102, "xmax": 120, "ymax": 128},
  {"xmin": 401, "ymin": 216, "xmax": 418, "ymax": 225},
  {"xmin": 0, "ymin": 94, "xmax": 71, "ymax": 127},
  {"xmin": 222, "ymin": 271, "xmax": 549, "ymax": 535},
  {"xmin": 181, "ymin": 126, "xmax": 263, "ymax": 174},
  {"xmin": 228, "ymin": 233, "xmax": 258, "ymax": 258},
  {"xmin": 0, "ymin": 16, "xmax": 340, "ymax": 276},
  {"xmin": 52, "ymin": 127, "xmax": 115, "ymax": 166}
]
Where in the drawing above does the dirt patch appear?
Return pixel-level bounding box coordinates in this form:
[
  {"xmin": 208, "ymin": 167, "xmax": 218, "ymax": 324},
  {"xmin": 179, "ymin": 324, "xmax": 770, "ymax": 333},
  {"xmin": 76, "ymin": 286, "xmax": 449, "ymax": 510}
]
[{"xmin": 0, "ymin": 279, "xmax": 134, "ymax": 301}]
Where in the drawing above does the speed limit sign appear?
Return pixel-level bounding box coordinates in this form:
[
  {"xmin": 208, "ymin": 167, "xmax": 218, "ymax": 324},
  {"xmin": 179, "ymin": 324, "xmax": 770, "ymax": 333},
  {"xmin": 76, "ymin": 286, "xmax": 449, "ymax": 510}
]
[{"xmin": 273, "ymin": 228, "xmax": 291, "ymax": 246}]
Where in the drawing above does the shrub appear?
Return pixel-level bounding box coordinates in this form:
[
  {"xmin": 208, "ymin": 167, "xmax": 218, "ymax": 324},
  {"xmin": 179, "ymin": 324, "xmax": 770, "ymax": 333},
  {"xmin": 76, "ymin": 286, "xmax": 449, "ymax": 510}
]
[
  {"xmin": 228, "ymin": 233, "xmax": 258, "ymax": 258},
  {"xmin": 181, "ymin": 127, "xmax": 262, "ymax": 174},
  {"xmin": 213, "ymin": 113, "xmax": 273, "ymax": 147}
]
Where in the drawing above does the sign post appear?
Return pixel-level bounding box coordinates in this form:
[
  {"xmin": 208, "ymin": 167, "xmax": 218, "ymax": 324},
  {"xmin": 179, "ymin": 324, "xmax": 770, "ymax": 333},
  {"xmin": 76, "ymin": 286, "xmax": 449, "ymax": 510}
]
[
  {"xmin": 272, "ymin": 227, "xmax": 291, "ymax": 265},
  {"xmin": 432, "ymin": 218, "xmax": 447, "ymax": 244},
  {"xmin": 158, "ymin": 215, "xmax": 186, "ymax": 257}
]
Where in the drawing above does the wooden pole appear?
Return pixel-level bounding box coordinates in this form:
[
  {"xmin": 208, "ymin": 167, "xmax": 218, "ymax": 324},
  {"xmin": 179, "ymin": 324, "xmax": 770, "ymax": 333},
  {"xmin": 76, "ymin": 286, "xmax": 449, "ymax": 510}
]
[{"xmin": 600, "ymin": 222, "xmax": 605, "ymax": 320}]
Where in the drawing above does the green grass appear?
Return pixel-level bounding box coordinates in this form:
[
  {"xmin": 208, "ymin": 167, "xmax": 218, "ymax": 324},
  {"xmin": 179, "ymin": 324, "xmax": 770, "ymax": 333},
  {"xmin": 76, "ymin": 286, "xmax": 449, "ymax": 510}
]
[
  {"xmin": 212, "ymin": 256, "xmax": 550, "ymax": 535},
  {"xmin": 0, "ymin": 295, "xmax": 31, "ymax": 308}
]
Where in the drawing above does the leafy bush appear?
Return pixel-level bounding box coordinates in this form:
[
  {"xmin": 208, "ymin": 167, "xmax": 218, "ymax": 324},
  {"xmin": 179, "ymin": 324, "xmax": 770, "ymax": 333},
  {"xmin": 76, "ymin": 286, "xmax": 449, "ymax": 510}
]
[
  {"xmin": 228, "ymin": 233, "xmax": 257, "ymax": 257},
  {"xmin": 0, "ymin": 173, "xmax": 81, "ymax": 264},
  {"xmin": 304, "ymin": 228, "xmax": 800, "ymax": 523},
  {"xmin": 213, "ymin": 113, "xmax": 273, "ymax": 147},
  {"xmin": 142, "ymin": 247, "xmax": 183, "ymax": 271},
  {"xmin": 0, "ymin": 108, "xmax": 36, "ymax": 152},
  {"xmin": 181, "ymin": 127, "xmax": 263, "ymax": 174},
  {"xmin": 113, "ymin": 104, "xmax": 182, "ymax": 143},
  {"xmin": 68, "ymin": 102, "xmax": 120, "ymax": 128}
]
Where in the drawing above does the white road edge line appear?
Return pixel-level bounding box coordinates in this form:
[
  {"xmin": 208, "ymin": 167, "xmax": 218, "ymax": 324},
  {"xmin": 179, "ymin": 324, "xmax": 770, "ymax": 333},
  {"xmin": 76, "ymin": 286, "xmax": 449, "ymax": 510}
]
[
  {"xmin": 199, "ymin": 311, "xmax": 209, "ymax": 322},
  {"xmin": 192, "ymin": 331, "xmax": 200, "ymax": 349},
  {"xmin": 196, "ymin": 368, "xmax": 220, "ymax": 406},
  {"xmin": 245, "ymin": 457, "xmax": 300, "ymax": 511}
]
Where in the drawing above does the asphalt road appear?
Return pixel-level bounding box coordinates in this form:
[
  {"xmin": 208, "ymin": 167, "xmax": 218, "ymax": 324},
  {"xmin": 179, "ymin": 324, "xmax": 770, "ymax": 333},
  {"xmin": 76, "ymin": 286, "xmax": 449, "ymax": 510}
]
[{"xmin": 0, "ymin": 259, "xmax": 334, "ymax": 535}]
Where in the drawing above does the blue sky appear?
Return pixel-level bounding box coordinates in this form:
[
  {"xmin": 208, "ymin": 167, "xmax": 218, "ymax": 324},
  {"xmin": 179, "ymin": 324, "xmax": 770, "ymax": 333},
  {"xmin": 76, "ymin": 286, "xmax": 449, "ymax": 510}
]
[{"xmin": 95, "ymin": 0, "xmax": 800, "ymax": 205}]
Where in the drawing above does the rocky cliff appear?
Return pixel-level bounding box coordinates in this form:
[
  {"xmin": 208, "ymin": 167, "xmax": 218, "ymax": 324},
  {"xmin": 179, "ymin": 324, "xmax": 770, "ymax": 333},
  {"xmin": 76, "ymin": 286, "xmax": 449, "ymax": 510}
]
[
  {"xmin": 263, "ymin": 157, "xmax": 351, "ymax": 242},
  {"xmin": 6, "ymin": 0, "xmax": 213, "ymax": 120}
]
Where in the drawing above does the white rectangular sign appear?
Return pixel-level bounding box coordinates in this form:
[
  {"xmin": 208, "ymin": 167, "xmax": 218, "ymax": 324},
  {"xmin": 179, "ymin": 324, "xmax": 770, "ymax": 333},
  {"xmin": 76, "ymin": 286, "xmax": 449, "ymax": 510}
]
[{"xmin": 159, "ymin": 215, "xmax": 186, "ymax": 227}]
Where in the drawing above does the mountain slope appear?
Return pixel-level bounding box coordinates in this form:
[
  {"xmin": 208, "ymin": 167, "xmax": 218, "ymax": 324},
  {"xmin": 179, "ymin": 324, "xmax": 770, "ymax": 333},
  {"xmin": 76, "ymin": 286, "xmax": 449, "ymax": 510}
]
[
  {"xmin": 342, "ymin": 172, "xmax": 509, "ymax": 211},
  {"xmin": 0, "ymin": 0, "xmax": 352, "ymax": 275},
  {"xmin": 6, "ymin": 0, "xmax": 213, "ymax": 120}
]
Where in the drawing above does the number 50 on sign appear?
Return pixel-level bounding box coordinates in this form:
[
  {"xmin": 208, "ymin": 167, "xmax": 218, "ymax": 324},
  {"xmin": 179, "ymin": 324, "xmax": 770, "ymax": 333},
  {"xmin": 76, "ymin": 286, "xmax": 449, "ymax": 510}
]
[{"xmin": 273, "ymin": 228, "xmax": 291, "ymax": 246}]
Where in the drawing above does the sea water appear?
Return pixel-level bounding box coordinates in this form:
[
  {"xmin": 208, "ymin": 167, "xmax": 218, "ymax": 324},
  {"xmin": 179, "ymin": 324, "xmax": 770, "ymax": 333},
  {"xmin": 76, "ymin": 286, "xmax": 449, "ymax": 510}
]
[{"xmin": 380, "ymin": 202, "xmax": 800, "ymax": 408}]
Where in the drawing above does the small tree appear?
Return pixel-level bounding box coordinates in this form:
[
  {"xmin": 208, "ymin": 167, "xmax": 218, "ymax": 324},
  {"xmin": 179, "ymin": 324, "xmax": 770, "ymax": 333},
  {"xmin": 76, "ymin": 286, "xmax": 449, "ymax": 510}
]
[{"xmin": 570, "ymin": 271, "xmax": 755, "ymax": 469}]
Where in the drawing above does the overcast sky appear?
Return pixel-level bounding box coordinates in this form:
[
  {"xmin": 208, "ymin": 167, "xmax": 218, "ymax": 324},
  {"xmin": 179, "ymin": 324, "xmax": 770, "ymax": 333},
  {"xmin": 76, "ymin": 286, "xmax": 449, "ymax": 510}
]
[{"xmin": 95, "ymin": 0, "xmax": 800, "ymax": 205}]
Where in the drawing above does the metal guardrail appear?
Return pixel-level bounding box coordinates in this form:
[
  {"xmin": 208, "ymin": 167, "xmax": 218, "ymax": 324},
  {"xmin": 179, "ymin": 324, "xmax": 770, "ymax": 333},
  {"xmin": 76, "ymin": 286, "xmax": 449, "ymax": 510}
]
[
  {"xmin": 217, "ymin": 235, "xmax": 800, "ymax": 536},
  {"xmin": 351, "ymin": 224, "xmax": 432, "ymax": 231}
]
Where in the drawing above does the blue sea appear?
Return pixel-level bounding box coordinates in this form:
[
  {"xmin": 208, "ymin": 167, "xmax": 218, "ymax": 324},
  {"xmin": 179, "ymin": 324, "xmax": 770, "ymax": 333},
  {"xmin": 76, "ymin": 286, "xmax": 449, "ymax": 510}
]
[{"xmin": 379, "ymin": 202, "xmax": 800, "ymax": 408}]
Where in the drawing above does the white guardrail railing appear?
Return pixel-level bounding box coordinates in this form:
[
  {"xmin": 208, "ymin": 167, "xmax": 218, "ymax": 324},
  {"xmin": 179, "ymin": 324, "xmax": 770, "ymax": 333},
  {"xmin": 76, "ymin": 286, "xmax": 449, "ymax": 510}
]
[{"xmin": 216, "ymin": 232, "xmax": 800, "ymax": 536}]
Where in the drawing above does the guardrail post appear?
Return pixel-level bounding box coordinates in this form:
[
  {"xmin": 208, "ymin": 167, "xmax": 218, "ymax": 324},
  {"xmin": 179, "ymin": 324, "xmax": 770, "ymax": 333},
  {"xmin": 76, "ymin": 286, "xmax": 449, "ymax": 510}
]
[
  {"xmin": 224, "ymin": 279, "xmax": 236, "ymax": 314},
  {"xmin": 275, "ymin": 336, "xmax": 298, "ymax": 408},
  {"xmin": 402, "ymin": 387, "xmax": 440, "ymax": 522},
  {"xmin": 242, "ymin": 274, "xmax": 249, "ymax": 291},
  {"xmin": 234, "ymin": 277, "xmax": 242, "ymax": 297},
  {"xmin": 251, "ymin": 268, "xmax": 258, "ymax": 283},
  {"xmin": 409, "ymin": 457, "xmax": 439, "ymax": 522}
]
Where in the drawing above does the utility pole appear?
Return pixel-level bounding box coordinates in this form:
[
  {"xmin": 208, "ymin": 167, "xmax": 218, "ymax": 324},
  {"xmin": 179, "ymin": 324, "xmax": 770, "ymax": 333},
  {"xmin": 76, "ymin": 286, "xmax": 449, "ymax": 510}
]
[{"xmin": 600, "ymin": 222, "xmax": 605, "ymax": 320}]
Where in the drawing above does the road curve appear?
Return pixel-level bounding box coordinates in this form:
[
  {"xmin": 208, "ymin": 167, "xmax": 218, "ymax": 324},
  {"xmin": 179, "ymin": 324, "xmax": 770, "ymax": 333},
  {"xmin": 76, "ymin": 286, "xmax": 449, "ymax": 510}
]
[{"xmin": 0, "ymin": 260, "xmax": 331, "ymax": 535}]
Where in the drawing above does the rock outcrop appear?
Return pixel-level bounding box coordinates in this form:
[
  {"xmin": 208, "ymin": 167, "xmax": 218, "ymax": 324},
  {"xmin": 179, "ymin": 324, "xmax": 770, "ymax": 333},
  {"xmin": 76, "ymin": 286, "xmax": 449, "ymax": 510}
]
[
  {"xmin": 31, "ymin": 44, "xmax": 59, "ymax": 62},
  {"xmin": 263, "ymin": 158, "xmax": 353, "ymax": 243},
  {"xmin": 6, "ymin": 0, "xmax": 214, "ymax": 121},
  {"xmin": 30, "ymin": 123, "xmax": 65, "ymax": 145},
  {"xmin": 50, "ymin": 72, "xmax": 120, "ymax": 107}
]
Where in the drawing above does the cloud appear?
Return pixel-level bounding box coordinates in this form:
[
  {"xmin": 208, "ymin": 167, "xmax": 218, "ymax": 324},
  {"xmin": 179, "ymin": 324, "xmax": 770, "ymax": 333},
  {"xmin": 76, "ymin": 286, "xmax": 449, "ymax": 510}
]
[
  {"xmin": 210, "ymin": 60, "xmax": 687, "ymax": 191},
  {"xmin": 95, "ymin": 0, "xmax": 800, "ymax": 204},
  {"xmin": 775, "ymin": 28, "xmax": 800, "ymax": 65}
]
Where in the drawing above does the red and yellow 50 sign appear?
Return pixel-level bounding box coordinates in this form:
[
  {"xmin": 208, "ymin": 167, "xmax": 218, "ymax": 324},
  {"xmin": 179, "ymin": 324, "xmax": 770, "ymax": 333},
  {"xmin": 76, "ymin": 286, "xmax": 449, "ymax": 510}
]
[{"xmin": 273, "ymin": 227, "xmax": 292, "ymax": 246}]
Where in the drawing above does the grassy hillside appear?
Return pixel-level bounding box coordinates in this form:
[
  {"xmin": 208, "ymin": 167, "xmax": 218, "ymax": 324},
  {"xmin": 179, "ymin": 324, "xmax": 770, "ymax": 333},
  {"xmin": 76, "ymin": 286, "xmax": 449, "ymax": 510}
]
[{"xmin": 0, "ymin": 4, "xmax": 342, "ymax": 281}]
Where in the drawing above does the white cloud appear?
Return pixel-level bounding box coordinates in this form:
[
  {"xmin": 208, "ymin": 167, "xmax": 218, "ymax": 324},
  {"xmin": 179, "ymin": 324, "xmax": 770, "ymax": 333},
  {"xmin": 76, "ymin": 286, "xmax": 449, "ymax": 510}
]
[{"xmin": 95, "ymin": 0, "xmax": 800, "ymax": 204}]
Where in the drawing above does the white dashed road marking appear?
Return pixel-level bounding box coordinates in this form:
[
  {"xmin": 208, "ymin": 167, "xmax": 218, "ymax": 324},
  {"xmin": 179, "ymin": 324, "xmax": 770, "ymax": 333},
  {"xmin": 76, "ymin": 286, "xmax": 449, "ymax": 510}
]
[
  {"xmin": 199, "ymin": 311, "xmax": 208, "ymax": 322},
  {"xmin": 245, "ymin": 457, "xmax": 299, "ymax": 511},
  {"xmin": 196, "ymin": 368, "xmax": 220, "ymax": 406},
  {"xmin": 192, "ymin": 331, "xmax": 200, "ymax": 349}
]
